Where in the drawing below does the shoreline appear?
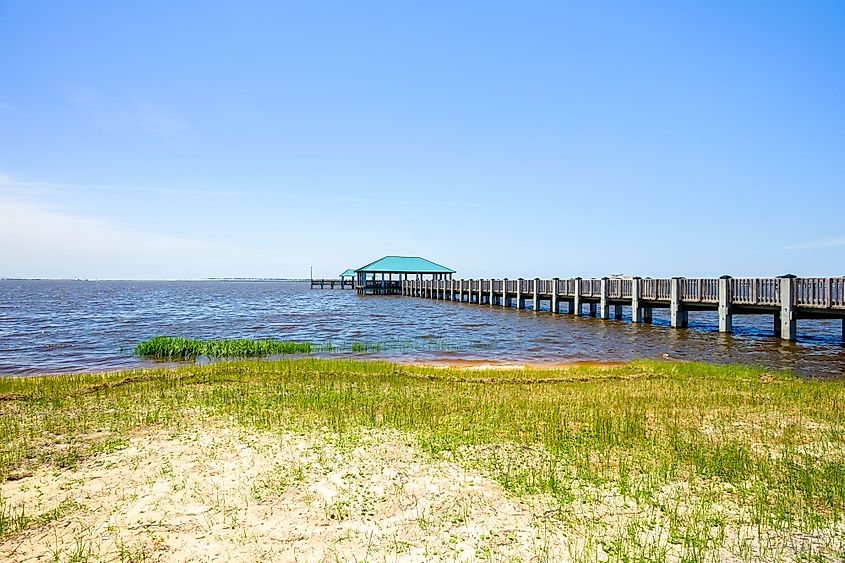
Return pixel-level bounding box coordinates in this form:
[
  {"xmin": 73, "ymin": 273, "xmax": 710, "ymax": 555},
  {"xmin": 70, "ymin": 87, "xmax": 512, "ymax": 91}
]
[{"xmin": 2, "ymin": 358, "xmax": 843, "ymax": 560}]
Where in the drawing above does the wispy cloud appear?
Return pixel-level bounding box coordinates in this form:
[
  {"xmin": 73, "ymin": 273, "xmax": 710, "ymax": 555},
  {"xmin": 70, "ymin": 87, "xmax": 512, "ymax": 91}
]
[
  {"xmin": 784, "ymin": 237, "xmax": 845, "ymax": 250},
  {"xmin": 62, "ymin": 86, "xmax": 191, "ymax": 146},
  {"xmin": 0, "ymin": 176, "xmax": 259, "ymax": 197},
  {"xmin": 327, "ymin": 195, "xmax": 479, "ymax": 210},
  {"xmin": 0, "ymin": 196, "xmax": 271, "ymax": 279},
  {"xmin": 130, "ymin": 100, "xmax": 191, "ymax": 147}
]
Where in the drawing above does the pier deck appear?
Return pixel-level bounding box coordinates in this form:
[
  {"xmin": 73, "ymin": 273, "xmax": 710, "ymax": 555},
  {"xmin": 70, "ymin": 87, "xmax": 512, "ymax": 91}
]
[{"xmin": 398, "ymin": 276, "xmax": 845, "ymax": 342}]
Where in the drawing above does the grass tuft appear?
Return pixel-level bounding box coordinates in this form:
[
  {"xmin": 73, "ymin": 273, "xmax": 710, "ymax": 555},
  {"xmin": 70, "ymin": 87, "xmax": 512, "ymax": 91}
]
[{"xmin": 134, "ymin": 336, "xmax": 311, "ymax": 359}]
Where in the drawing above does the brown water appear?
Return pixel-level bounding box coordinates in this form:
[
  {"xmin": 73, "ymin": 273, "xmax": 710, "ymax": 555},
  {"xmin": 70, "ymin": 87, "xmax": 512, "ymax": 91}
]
[{"xmin": 1, "ymin": 280, "xmax": 843, "ymax": 377}]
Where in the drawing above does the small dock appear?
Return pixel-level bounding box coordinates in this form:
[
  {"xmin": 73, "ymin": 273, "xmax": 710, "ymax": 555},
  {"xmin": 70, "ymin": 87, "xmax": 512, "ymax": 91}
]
[
  {"xmin": 310, "ymin": 278, "xmax": 353, "ymax": 289},
  {"xmin": 397, "ymin": 276, "xmax": 845, "ymax": 342},
  {"xmin": 311, "ymin": 268, "xmax": 356, "ymax": 289}
]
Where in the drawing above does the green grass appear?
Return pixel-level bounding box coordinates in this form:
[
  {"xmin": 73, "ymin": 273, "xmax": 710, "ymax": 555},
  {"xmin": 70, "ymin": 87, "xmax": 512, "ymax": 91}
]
[
  {"xmin": 133, "ymin": 336, "xmax": 467, "ymax": 359},
  {"xmin": 134, "ymin": 336, "xmax": 312, "ymax": 359},
  {"xmin": 1, "ymin": 358, "xmax": 844, "ymax": 559}
]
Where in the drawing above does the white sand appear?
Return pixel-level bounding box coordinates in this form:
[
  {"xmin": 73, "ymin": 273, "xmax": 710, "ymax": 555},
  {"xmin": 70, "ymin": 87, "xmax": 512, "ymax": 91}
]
[{"xmin": 1, "ymin": 424, "xmax": 567, "ymax": 562}]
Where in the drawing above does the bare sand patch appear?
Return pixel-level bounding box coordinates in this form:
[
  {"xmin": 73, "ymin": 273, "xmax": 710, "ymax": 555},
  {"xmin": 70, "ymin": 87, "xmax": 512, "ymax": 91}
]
[{"xmin": 0, "ymin": 424, "xmax": 567, "ymax": 562}]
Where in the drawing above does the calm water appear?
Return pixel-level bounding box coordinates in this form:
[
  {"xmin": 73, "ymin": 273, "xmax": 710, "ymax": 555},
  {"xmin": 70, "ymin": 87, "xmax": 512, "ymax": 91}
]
[{"xmin": 1, "ymin": 280, "xmax": 844, "ymax": 377}]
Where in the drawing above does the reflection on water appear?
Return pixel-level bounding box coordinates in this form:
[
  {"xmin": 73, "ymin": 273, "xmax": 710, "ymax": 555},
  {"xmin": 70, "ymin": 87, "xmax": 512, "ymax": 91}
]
[{"xmin": 1, "ymin": 280, "xmax": 843, "ymax": 377}]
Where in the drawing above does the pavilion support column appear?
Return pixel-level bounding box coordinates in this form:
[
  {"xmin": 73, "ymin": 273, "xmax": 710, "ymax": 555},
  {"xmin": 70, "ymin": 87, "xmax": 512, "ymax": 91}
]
[
  {"xmin": 599, "ymin": 277, "xmax": 610, "ymax": 319},
  {"xmin": 779, "ymin": 275, "xmax": 797, "ymax": 341},
  {"xmin": 670, "ymin": 277, "xmax": 688, "ymax": 328},
  {"xmin": 533, "ymin": 278, "xmax": 540, "ymax": 311},
  {"xmin": 478, "ymin": 281, "xmax": 484, "ymax": 305},
  {"xmin": 502, "ymin": 278, "xmax": 508, "ymax": 307},
  {"xmin": 489, "ymin": 279, "xmax": 494, "ymax": 307},
  {"xmin": 631, "ymin": 277, "xmax": 643, "ymax": 323},
  {"xmin": 469, "ymin": 279, "xmax": 474, "ymax": 303},
  {"xmin": 450, "ymin": 278, "xmax": 455, "ymax": 301},
  {"xmin": 516, "ymin": 279, "xmax": 523, "ymax": 310},
  {"xmin": 551, "ymin": 278, "xmax": 559, "ymax": 313},
  {"xmin": 573, "ymin": 278, "xmax": 583, "ymax": 316},
  {"xmin": 718, "ymin": 276, "xmax": 733, "ymax": 334}
]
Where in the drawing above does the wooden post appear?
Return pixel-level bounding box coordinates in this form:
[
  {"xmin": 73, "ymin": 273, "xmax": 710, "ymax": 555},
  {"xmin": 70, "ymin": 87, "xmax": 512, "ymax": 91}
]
[
  {"xmin": 779, "ymin": 275, "xmax": 797, "ymax": 341},
  {"xmin": 502, "ymin": 278, "xmax": 508, "ymax": 307},
  {"xmin": 631, "ymin": 277, "xmax": 643, "ymax": 323},
  {"xmin": 573, "ymin": 277, "xmax": 582, "ymax": 316},
  {"xmin": 718, "ymin": 276, "xmax": 732, "ymax": 333},
  {"xmin": 489, "ymin": 279, "xmax": 494, "ymax": 307},
  {"xmin": 533, "ymin": 278, "xmax": 540, "ymax": 311},
  {"xmin": 516, "ymin": 278, "xmax": 523, "ymax": 310},
  {"xmin": 670, "ymin": 277, "xmax": 688, "ymax": 327},
  {"xmin": 551, "ymin": 278, "xmax": 559, "ymax": 314},
  {"xmin": 599, "ymin": 277, "xmax": 609, "ymax": 319}
]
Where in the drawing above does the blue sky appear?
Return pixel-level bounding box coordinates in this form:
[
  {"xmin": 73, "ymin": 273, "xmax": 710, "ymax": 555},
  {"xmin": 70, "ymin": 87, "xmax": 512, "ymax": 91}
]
[{"xmin": 1, "ymin": 1, "xmax": 843, "ymax": 279}]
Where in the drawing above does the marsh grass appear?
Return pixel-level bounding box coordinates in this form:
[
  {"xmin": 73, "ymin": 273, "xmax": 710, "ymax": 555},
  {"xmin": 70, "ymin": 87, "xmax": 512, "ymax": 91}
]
[
  {"xmin": 134, "ymin": 336, "xmax": 313, "ymax": 359},
  {"xmin": 133, "ymin": 336, "xmax": 478, "ymax": 360},
  {"xmin": 1, "ymin": 358, "xmax": 844, "ymax": 559}
]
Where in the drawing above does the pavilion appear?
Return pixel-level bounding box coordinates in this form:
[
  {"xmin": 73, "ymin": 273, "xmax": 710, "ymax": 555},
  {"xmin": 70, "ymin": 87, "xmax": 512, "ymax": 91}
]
[
  {"xmin": 339, "ymin": 269, "xmax": 356, "ymax": 288},
  {"xmin": 353, "ymin": 256, "xmax": 455, "ymax": 295}
]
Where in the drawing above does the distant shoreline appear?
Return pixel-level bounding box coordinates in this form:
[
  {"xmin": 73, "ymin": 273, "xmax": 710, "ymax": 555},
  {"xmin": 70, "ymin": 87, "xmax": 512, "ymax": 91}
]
[{"xmin": 0, "ymin": 278, "xmax": 311, "ymax": 282}]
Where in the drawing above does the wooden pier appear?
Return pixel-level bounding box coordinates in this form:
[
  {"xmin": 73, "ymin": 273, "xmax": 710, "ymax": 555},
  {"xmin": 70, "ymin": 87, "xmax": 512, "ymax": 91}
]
[
  {"xmin": 310, "ymin": 278, "xmax": 353, "ymax": 289},
  {"xmin": 398, "ymin": 276, "xmax": 845, "ymax": 342}
]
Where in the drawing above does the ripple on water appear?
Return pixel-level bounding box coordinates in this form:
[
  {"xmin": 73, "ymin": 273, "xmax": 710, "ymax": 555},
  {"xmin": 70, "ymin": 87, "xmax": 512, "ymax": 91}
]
[{"xmin": 1, "ymin": 280, "xmax": 844, "ymax": 377}]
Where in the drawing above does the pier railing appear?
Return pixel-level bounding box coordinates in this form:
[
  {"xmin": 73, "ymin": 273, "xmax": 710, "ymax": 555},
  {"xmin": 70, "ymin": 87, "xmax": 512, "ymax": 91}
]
[
  {"xmin": 399, "ymin": 275, "xmax": 845, "ymax": 341},
  {"xmin": 797, "ymin": 278, "xmax": 845, "ymax": 308},
  {"xmin": 640, "ymin": 279, "xmax": 671, "ymax": 301},
  {"xmin": 731, "ymin": 278, "xmax": 781, "ymax": 306},
  {"xmin": 404, "ymin": 277, "xmax": 845, "ymax": 309}
]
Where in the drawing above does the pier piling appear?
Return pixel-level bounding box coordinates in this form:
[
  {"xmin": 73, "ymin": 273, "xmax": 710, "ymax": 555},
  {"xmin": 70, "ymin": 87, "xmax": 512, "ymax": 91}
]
[{"xmin": 719, "ymin": 276, "xmax": 733, "ymax": 333}]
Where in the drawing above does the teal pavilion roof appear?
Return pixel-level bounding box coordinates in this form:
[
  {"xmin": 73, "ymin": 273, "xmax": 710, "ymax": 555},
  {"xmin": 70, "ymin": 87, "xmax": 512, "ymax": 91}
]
[{"xmin": 354, "ymin": 256, "xmax": 455, "ymax": 274}]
